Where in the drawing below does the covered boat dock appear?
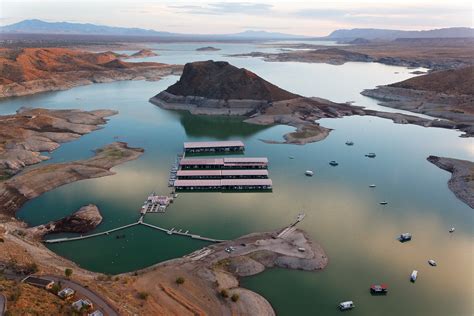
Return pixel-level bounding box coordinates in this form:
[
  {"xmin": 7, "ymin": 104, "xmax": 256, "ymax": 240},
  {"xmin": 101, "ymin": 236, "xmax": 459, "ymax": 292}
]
[{"xmin": 184, "ymin": 141, "xmax": 245, "ymax": 153}]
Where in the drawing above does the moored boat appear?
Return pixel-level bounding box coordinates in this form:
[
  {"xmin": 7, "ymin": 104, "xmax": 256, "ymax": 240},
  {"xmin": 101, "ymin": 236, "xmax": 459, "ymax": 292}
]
[
  {"xmin": 329, "ymin": 160, "xmax": 339, "ymax": 166},
  {"xmin": 428, "ymin": 259, "xmax": 437, "ymax": 266},
  {"xmin": 365, "ymin": 153, "xmax": 376, "ymax": 158},
  {"xmin": 410, "ymin": 270, "xmax": 418, "ymax": 282},
  {"xmin": 305, "ymin": 170, "xmax": 314, "ymax": 176},
  {"xmin": 345, "ymin": 141, "xmax": 354, "ymax": 146},
  {"xmin": 369, "ymin": 184, "xmax": 376, "ymax": 188},
  {"xmin": 449, "ymin": 227, "xmax": 455, "ymax": 233},
  {"xmin": 339, "ymin": 301, "xmax": 355, "ymax": 311},
  {"xmin": 370, "ymin": 284, "xmax": 388, "ymax": 294},
  {"xmin": 399, "ymin": 233, "xmax": 412, "ymax": 242},
  {"xmin": 380, "ymin": 201, "xmax": 388, "ymax": 205}
]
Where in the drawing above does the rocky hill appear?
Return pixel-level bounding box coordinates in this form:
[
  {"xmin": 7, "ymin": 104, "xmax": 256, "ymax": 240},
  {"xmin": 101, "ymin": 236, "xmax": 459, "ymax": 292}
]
[
  {"xmin": 165, "ymin": 60, "xmax": 299, "ymax": 101},
  {"xmin": 362, "ymin": 66, "xmax": 474, "ymax": 136},
  {"xmin": 0, "ymin": 47, "xmax": 181, "ymax": 98},
  {"xmin": 389, "ymin": 66, "xmax": 474, "ymax": 95}
]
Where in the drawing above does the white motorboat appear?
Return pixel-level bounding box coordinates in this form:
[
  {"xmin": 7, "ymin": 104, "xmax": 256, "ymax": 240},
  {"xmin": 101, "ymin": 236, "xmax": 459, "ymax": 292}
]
[
  {"xmin": 428, "ymin": 259, "xmax": 437, "ymax": 266},
  {"xmin": 449, "ymin": 227, "xmax": 455, "ymax": 233},
  {"xmin": 369, "ymin": 184, "xmax": 376, "ymax": 188},
  {"xmin": 305, "ymin": 170, "xmax": 314, "ymax": 176},
  {"xmin": 410, "ymin": 270, "xmax": 418, "ymax": 282}
]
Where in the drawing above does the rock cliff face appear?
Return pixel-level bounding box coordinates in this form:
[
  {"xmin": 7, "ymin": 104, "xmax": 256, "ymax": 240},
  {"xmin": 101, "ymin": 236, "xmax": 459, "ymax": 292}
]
[
  {"xmin": 150, "ymin": 60, "xmax": 300, "ymax": 115},
  {"xmin": 0, "ymin": 48, "xmax": 181, "ymax": 98},
  {"xmin": 0, "ymin": 107, "xmax": 117, "ymax": 179},
  {"xmin": 30, "ymin": 204, "xmax": 103, "ymax": 236}
]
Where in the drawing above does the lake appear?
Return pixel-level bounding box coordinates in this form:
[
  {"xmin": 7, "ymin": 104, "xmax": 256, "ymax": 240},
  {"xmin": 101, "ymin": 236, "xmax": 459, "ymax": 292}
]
[{"xmin": 1, "ymin": 41, "xmax": 472, "ymax": 316}]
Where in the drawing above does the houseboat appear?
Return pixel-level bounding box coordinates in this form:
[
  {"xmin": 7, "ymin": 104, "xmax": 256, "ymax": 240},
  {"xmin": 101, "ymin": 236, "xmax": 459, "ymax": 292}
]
[
  {"xmin": 339, "ymin": 301, "xmax": 355, "ymax": 311},
  {"xmin": 370, "ymin": 284, "xmax": 388, "ymax": 294},
  {"xmin": 399, "ymin": 233, "xmax": 412, "ymax": 242}
]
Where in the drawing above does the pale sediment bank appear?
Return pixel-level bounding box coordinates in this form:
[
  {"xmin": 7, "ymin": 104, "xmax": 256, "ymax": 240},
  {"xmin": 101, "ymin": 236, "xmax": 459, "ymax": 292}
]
[
  {"xmin": 127, "ymin": 226, "xmax": 327, "ymax": 315},
  {"xmin": 427, "ymin": 156, "xmax": 474, "ymax": 208}
]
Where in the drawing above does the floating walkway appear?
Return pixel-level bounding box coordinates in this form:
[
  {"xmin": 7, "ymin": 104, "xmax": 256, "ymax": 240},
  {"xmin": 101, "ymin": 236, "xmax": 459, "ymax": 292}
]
[
  {"xmin": 44, "ymin": 222, "xmax": 140, "ymax": 244},
  {"xmin": 44, "ymin": 219, "xmax": 225, "ymax": 244}
]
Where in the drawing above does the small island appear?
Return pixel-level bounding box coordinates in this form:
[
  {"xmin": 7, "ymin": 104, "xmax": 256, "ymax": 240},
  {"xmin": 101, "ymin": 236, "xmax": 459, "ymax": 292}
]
[
  {"xmin": 196, "ymin": 46, "xmax": 221, "ymax": 51},
  {"xmin": 127, "ymin": 48, "xmax": 159, "ymax": 58}
]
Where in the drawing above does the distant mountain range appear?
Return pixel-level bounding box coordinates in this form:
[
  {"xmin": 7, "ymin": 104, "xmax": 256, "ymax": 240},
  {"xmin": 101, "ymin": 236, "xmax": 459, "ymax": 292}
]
[
  {"xmin": 0, "ymin": 19, "xmax": 307, "ymax": 40},
  {"xmin": 327, "ymin": 27, "xmax": 474, "ymax": 40},
  {"xmin": 2, "ymin": 20, "xmax": 472, "ymax": 41}
]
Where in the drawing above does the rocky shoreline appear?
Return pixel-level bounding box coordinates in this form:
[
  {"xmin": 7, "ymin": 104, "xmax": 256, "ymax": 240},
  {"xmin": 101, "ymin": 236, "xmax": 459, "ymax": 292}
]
[
  {"xmin": 0, "ymin": 107, "xmax": 118, "ymax": 179},
  {"xmin": 427, "ymin": 156, "xmax": 474, "ymax": 208},
  {"xmin": 361, "ymin": 66, "xmax": 474, "ymax": 137},
  {"xmin": 0, "ymin": 142, "xmax": 144, "ymax": 215}
]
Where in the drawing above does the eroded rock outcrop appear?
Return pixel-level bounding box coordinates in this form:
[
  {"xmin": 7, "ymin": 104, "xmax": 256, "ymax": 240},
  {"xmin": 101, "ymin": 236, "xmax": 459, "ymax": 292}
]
[{"xmin": 30, "ymin": 204, "xmax": 103, "ymax": 237}]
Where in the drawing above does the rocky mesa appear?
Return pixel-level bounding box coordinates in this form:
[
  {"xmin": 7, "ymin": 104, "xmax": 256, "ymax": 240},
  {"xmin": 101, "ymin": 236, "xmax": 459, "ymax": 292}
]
[{"xmin": 0, "ymin": 47, "xmax": 181, "ymax": 98}]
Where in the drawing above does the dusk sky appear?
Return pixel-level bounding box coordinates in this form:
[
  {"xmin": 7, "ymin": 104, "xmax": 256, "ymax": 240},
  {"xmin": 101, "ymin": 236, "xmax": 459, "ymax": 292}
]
[{"xmin": 1, "ymin": 0, "xmax": 472, "ymax": 36}]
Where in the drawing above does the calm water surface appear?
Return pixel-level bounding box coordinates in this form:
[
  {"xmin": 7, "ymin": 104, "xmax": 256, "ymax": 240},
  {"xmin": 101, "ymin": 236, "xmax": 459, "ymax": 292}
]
[{"xmin": 1, "ymin": 42, "xmax": 472, "ymax": 316}]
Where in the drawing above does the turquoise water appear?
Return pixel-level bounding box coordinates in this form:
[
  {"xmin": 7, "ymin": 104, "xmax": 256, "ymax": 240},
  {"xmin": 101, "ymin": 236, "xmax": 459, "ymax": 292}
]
[{"xmin": 0, "ymin": 42, "xmax": 472, "ymax": 315}]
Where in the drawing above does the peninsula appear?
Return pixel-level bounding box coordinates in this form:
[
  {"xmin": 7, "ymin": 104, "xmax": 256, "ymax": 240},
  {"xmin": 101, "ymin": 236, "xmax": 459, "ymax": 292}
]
[
  {"xmin": 0, "ymin": 47, "xmax": 181, "ymax": 98},
  {"xmin": 231, "ymin": 38, "xmax": 474, "ymax": 70},
  {"xmin": 362, "ymin": 66, "xmax": 474, "ymax": 137},
  {"xmin": 150, "ymin": 60, "xmax": 465, "ymax": 144},
  {"xmin": 0, "ymin": 107, "xmax": 118, "ymax": 179},
  {"xmin": 427, "ymin": 156, "xmax": 474, "ymax": 209}
]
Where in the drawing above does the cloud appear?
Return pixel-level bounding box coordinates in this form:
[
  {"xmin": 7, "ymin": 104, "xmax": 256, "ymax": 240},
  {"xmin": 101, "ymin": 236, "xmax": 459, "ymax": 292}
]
[{"xmin": 169, "ymin": 2, "xmax": 273, "ymax": 16}]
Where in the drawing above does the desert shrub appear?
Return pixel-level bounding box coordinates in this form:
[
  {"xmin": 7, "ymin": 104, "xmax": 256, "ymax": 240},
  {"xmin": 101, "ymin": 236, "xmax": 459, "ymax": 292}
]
[
  {"xmin": 137, "ymin": 291, "xmax": 149, "ymax": 300},
  {"xmin": 231, "ymin": 293, "xmax": 240, "ymax": 302},
  {"xmin": 220, "ymin": 289, "xmax": 229, "ymax": 298},
  {"xmin": 176, "ymin": 277, "xmax": 185, "ymax": 285},
  {"xmin": 64, "ymin": 268, "xmax": 73, "ymax": 278}
]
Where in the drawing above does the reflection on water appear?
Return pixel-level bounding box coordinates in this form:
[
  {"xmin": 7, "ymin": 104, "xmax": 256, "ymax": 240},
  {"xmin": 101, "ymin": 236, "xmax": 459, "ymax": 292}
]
[
  {"xmin": 176, "ymin": 110, "xmax": 270, "ymax": 139},
  {"xmin": 1, "ymin": 42, "xmax": 472, "ymax": 316}
]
